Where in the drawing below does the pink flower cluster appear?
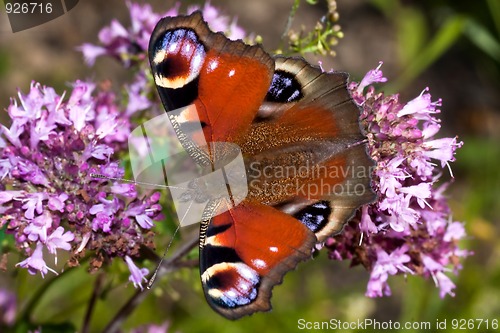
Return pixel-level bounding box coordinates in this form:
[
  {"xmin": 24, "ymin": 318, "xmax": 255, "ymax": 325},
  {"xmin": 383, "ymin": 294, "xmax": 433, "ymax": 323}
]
[
  {"xmin": 326, "ymin": 63, "xmax": 467, "ymax": 298},
  {"xmin": 0, "ymin": 81, "xmax": 162, "ymax": 280}
]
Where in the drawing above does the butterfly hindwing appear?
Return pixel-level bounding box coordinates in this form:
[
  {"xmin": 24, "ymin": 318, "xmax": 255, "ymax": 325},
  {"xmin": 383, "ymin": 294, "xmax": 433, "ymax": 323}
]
[{"xmin": 249, "ymin": 57, "xmax": 376, "ymax": 240}]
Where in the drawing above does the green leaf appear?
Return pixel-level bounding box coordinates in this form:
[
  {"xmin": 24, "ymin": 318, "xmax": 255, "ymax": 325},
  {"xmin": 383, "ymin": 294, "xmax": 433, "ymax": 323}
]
[
  {"xmin": 463, "ymin": 19, "xmax": 500, "ymax": 62},
  {"xmin": 388, "ymin": 15, "xmax": 466, "ymax": 91},
  {"xmin": 33, "ymin": 323, "xmax": 77, "ymax": 333},
  {"xmin": 487, "ymin": 0, "xmax": 500, "ymax": 37},
  {"xmin": 0, "ymin": 225, "xmax": 6, "ymax": 246},
  {"xmin": 396, "ymin": 7, "xmax": 428, "ymax": 66},
  {"xmin": 369, "ymin": 0, "xmax": 400, "ymax": 17}
]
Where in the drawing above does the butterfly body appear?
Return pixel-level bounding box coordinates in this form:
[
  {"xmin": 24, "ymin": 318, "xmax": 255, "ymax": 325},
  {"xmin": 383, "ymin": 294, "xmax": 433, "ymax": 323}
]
[{"xmin": 149, "ymin": 12, "xmax": 375, "ymax": 319}]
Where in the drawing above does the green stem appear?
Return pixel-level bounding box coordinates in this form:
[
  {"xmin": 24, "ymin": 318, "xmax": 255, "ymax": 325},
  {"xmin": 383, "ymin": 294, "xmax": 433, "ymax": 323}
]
[
  {"xmin": 281, "ymin": 0, "xmax": 301, "ymax": 44},
  {"xmin": 16, "ymin": 265, "xmax": 76, "ymax": 324},
  {"xmin": 102, "ymin": 234, "xmax": 199, "ymax": 333},
  {"xmin": 81, "ymin": 273, "xmax": 105, "ymax": 333}
]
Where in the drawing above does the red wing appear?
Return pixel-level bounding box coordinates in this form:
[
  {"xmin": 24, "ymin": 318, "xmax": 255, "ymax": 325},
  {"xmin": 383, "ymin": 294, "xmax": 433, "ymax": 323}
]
[
  {"xmin": 149, "ymin": 12, "xmax": 274, "ymax": 155},
  {"xmin": 199, "ymin": 198, "xmax": 316, "ymax": 320},
  {"xmin": 244, "ymin": 57, "xmax": 376, "ymax": 240}
]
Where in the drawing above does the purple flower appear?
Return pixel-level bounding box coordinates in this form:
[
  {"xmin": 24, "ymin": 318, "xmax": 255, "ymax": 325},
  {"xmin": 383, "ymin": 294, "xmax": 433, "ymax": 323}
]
[
  {"xmin": 443, "ymin": 221, "xmax": 466, "ymax": 242},
  {"xmin": 366, "ymin": 273, "xmax": 391, "ymax": 297},
  {"xmin": 123, "ymin": 192, "xmax": 162, "ymax": 230},
  {"xmin": 125, "ymin": 72, "xmax": 152, "ymax": 116},
  {"xmin": 47, "ymin": 193, "xmax": 69, "ymax": 212},
  {"xmin": 0, "ymin": 289, "xmax": 16, "ymax": 326},
  {"xmin": 398, "ymin": 183, "xmax": 432, "ymax": 209},
  {"xmin": 77, "ymin": 2, "xmax": 160, "ymax": 66},
  {"xmin": 22, "ymin": 193, "xmax": 47, "ymax": 219},
  {"xmin": 16, "ymin": 242, "xmax": 57, "ymax": 277},
  {"xmin": 397, "ymin": 88, "xmax": 441, "ymax": 120},
  {"xmin": 0, "ymin": 190, "xmax": 23, "ymax": 204},
  {"xmin": 366, "ymin": 246, "xmax": 413, "ymax": 297},
  {"xmin": 46, "ymin": 226, "xmax": 75, "ymax": 265},
  {"xmin": 24, "ymin": 211, "xmax": 53, "ymax": 242},
  {"xmin": 356, "ymin": 61, "xmax": 387, "ymax": 95},
  {"xmin": 188, "ymin": 2, "xmax": 246, "ymax": 40},
  {"xmin": 135, "ymin": 214, "xmax": 154, "ymax": 229},
  {"xmin": 130, "ymin": 321, "xmax": 171, "ymax": 333},
  {"xmin": 423, "ymin": 137, "xmax": 462, "ymax": 172},
  {"xmin": 359, "ymin": 206, "xmax": 377, "ymax": 234},
  {"xmin": 110, "ymin": 183, "xmax": 137, "ymax": 197},
  {"xmin": 434, "ymin": 271, "xmax": 456, "ymax": 298},
  {"xmin": 89, "ymin": 197, "xmax": 120, "ymax": 232},
  {"xmin": 327, "ymin": 63, "xmax": 466, "ymax": 299},
  {"xmin": 422, "ymin": 254, "xmax": 457, "ymax": 297},
  {"xmin": 78, "ymin": 44, "xmax": 107, "ymax": 66},
  {"xmin": 1, "ymin": 81, "xmax": 162, "ymax": 276},
  {"xmin": 91, "ymin": 213, "xmax": 114, "ymax": 233},
  {"xmin": 1, "ymin": 119, "xmax": 24, "ymax": 148},
  {"xmin": 125, "ymin": 255, "xmax": 149, "ymax": 291}
]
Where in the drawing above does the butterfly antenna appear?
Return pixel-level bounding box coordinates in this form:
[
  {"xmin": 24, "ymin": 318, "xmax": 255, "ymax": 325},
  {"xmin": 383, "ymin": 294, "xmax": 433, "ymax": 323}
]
[
  {"xmin": 89, "ymin": 173, "xmax": 188, "ymax": 190},
  {"xmin": 147, "ymin": 198, "xmax": 194, "ymax": 289},
  {"xmin": 147, "ymin": 224, "xmax": 181, "ymax": 289}
]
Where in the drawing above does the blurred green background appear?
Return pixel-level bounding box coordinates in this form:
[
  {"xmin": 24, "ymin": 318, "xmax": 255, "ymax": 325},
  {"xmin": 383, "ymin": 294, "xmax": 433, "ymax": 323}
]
[{"xmin": 0, "ymin": 0, "xmax": 499, "ymax": 332}]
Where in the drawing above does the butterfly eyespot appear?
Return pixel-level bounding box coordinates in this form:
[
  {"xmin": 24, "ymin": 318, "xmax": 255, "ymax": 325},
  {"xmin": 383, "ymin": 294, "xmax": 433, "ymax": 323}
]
[
  {"xmin": 266, "ymin": 70, "xmax": 303, "ymax": 103},
  {"xmin": 293, "ymin": 200, "xmax": 332, "ymax": 233},
  {"xmin": 202, "ymin": 262, "xmax": 260, "ymax": 308},
  {"xmin": 151, "ymin": 29, "xmax": 206, "ymax": 89}
]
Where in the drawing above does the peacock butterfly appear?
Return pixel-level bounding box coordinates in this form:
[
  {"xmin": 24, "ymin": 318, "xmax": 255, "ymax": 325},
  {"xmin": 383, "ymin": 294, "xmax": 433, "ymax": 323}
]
[{"xmin": 148, "ymin": 12, "xmax": 375, "ymax": 319}]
